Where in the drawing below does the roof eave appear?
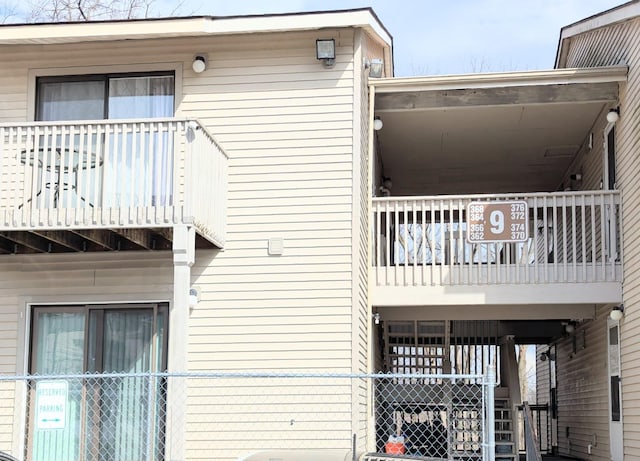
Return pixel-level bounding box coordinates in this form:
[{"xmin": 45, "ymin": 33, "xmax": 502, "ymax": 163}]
[
  {"xmin": 0, "ymin": 9, "xmax": 393, "ymax": 47},
  {"xmin": 369, "ymin": 66, "xmax": 628, "ymax": 94}
]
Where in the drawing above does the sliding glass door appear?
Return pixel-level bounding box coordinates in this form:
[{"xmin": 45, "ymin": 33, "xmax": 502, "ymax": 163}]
[
  {"xmin": 36, "ymin": 73, "xmax": 175, "ymax": 208},
  {"xmin": 106, "ymin": 75, "xmax": 175, "ymax": 207},
  {"xmin": 29, "ymin": 304, "xmax": 167, "ymax": 461}
]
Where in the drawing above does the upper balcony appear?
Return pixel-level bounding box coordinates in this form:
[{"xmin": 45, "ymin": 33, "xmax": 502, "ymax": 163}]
[
  {"xmin": 369, "ymin": 66, "xmax": 627, "ymax": 309},
  {"xmin": 0, "ymin": 119, "xmax": 227, "ymax": 253},
  {"xmin": 372, "ymin": 190, "xmax": 621, "ymax": 306}
]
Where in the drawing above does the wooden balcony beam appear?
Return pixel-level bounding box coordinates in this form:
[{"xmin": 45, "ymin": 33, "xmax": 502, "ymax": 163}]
[
  {"xmin": 0, "ymin": 231, "xmax": 58, "ymax": 253},
  {"xmin": 112, "ymin": 228, "xmax": 171, "ymax": 251},
  {"xmin": 153, "ymin": 227, "xmax": 173, "ymax": 241},
  {"xmin": 0, "ymin": 235, "xmax": 17, "ymax": 254},
  {"xmin": 70, "ymin": 229, "xmax": 118, "ymax": 251},
  {"xmin": 33, "ymin": 230, "xmax": 89, "ymax": 252}
]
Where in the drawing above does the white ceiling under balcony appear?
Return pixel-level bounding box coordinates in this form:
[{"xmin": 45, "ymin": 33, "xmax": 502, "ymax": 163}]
[{"xmin": 372, "ymin": 66, "xmax": 626, "ymax": 196}]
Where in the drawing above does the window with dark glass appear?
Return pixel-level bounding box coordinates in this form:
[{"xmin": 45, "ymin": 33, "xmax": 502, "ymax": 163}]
[
  {"xmin": 29, "ymin": 304, "xmax": 168, "ymax": 461},
  {"xmin": 607, "ymin": 126, "xmax": 616, "ymax": 190},
  {"xmin": 36, "ymin": 72, "xmax": 175, "ymax": 121}
]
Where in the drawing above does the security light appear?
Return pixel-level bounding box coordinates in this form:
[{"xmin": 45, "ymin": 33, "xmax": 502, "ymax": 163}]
[
  {"xmin": 192, "ymin": 55, "xmax": 207, "ymax": 73},
  {"xmin": 316, "ymin": 39, "xmax": 336, "ymax": 68}
]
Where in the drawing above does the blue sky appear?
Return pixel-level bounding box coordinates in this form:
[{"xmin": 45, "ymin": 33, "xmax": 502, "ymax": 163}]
[{"xmin": 156, "ymin": 0, "xmax": 626, "ymax": 76}]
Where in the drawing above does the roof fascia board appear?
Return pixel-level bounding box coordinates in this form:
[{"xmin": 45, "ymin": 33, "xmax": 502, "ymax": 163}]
[
  {"xmin": 0, "ymin": 10, "xmax": 392, "ymax": 46},
  {"xmin": 204, "ymin": 10, "xmax": 391, "ymax": 45},
  {"xmin": 0, "ymin": 17, "xmax": 210, "ymax": 44},
  {"xmin": 560, "ymin": 1, "xmax": 640, "ymax": 40},
  {"xmin": 369, "ymin": 66, "xmax": 628, "ymax": 93}
]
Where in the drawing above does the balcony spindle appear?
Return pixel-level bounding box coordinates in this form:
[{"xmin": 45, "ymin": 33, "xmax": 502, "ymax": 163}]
[
  {"xmin": 600, "ymin": 193, "xmax": 606, "ymax": 281},
  {"xmin": 552, "ymin": 195, "xmax": 558, "ymax": 283},
  {"xmin": 129, "ymin": 122, "xmax": 138, "ymax": 223},
  {"xmin": 412, "ymin": 200, "xmax": 418, "ymax": 285},
  {"xmin": 439, "ymin": 199, "xmax": 445, "ymax": 286},
  {"xmin": 562, "ymin": 195, "xmax": 568, "ymax": 283},
  {"xmin": 394, "ymin": 200, "xmax": 399, "ymax": 286},
  {"xmin": 610, "ymin": 192, "xmax": 618, "ymax": 278},
  {"xmin": 403, "ymin": 200, "xmax": 408, "ymax": 284},
  {"xmin": 430, "ymin": 199, "xmax": 436, "ymax": 286},
  {"xmin": 385, "ymin": 200, "xmax": 390, "ymax": 286},
  {"xmin": 571, "ymin": 195, "xmax": 580, "ymax": 280}
]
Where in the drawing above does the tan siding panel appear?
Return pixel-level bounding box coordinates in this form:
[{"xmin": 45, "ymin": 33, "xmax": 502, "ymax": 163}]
[
  {"xmin": 0, "ymin": 27, "xmax": 360, "ymax": 456},
  {"xmin": 0, "ymin": 252, "xmax": 175, "ymax": 453},
  {"xmin": 555, "ymin": 306, "xmax": 610, "ymax": 460},
  {"xmin": 561, "ymin": 17, "xmax": 640, "ymax": 458}
]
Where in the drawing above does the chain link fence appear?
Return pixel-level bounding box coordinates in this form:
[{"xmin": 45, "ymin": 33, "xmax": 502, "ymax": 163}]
[
  {"xmin": 375, "ymin": 375, "xmax": 492, "ymax": 460},
  {"xmin": 0, "ymin": 372, "xmax": 495, "ymax": 461}
]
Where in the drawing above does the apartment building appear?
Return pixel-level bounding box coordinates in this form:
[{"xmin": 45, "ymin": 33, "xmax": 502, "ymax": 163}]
[{"xmin": 0, "ymin": 2, "xmax": 637, "ymax": 461}]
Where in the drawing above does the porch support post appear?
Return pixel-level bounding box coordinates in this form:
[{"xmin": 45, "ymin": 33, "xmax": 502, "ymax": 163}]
[
  {"xmin": 171, "ymin": 224, "xmax": 195, "ymax": 370},
  {"xmin": 169, "ymin": 224, "xmax": 195, "ymax": 461}
]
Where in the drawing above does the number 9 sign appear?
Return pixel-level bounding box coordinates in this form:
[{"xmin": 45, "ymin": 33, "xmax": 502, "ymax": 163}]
[
  {"xmin": 489, "ymin": 210, "xmax": 505, "ymax": 234},
  {"xmin": 466, "ymin": 201, "xmax": 528, "ymax": 243}
]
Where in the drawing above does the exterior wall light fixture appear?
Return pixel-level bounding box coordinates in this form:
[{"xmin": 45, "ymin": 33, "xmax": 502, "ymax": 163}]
[
  {"xmin": 316, "ymin": 39, "xmax": 336, "ymax": 68},
  {"xmin": 610, "ymin": 304, "xmax": 624, "ymax": 321},
  {"xmin": 373, "ymin": 116, "xmax": 383, "ymax": 131},
  {"xmin": 189, "ymin": 286, "xmax": 201, "ymax": 308},
  {"xmin": 368, "ymin": 58, "xmax": 384, "ymax": 78},
  {"xmin": 373, "ymin": 312, "xmax": 380, "ymax": 325},
  {"xmin": 607, "ymin": 107, "xmax": 620, "ymax": 124},
  {"xmin": 192, "ymin": 55, "xmax": 207, "ymax": 73},
  {"xmin": 539, "ymin": 350, "xmax": 555, "ymax": 361}
]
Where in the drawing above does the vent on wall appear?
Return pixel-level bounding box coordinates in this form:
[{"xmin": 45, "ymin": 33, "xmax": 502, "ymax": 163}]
[{"xmin": 543, "ymin": 145, "xmax": 579, "ymax": 158}]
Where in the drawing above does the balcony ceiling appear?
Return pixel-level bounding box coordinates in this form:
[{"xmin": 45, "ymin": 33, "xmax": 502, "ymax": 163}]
[{"xmin": 373, "ymin": 68, "xmax": 624, "ymax": 196}]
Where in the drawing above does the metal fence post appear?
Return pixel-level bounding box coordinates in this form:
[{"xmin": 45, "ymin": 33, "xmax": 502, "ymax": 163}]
[
  {"xmin": 145, "ymin": 374, "xmax": 154, "ymax": 461},
  {"xmin": 486, "ymin": 366, "xmax": 496, "ymax": 461}
]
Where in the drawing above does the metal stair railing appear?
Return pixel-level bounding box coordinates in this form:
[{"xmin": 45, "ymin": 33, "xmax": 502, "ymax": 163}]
[{"xmin": 522, "ymin": 401, "xmax": 542, "ymax": 461}]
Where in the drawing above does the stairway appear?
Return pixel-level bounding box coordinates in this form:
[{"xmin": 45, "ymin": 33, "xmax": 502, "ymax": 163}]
[{"xmin": 495, "ymin": 395, "xmax": 518, "ymax": 461}]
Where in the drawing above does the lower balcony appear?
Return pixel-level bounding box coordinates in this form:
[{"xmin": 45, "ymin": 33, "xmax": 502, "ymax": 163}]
[
  {"xmin": 0, "ymin": 119, "xmax": 227, "ymax": 253},
  {"xmin": 372, "ymin": 191, "xmax": 622, "ymax": 306}
]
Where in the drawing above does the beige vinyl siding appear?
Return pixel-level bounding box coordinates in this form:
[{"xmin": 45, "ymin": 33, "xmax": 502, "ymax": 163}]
[
  {"xmin": 535, "ymin": 345, "xmax": 552, "ymax": 452},
  {"xmin": 554, "ymin": 306, "xmax": 610, "ymax": 460},
  {"xmin": 179, "ymin": 29, "xmax": 356, "ymax": 373},
  {"xmin": 0, "ymin": 27, "xmax": 365, "ymax": 460},
  {"xmin": 184, "ymin": 31, "xmax": 358, "ymax": 459},
  {"xmin": 562, "ymin": 17, "xmax": 640, "ymax": 458},
  {"xmin": 0, "ymin": 31, "xmax": 357, "ymax": 369},
  {"xmin": 351, "ymin": 30, "xmax": 383, "ymax": 454},
  {"xmin": 536, "ymin": 345, "xmax": 550, "ymax": 406},
  {"xmin": 0, "ymin": 252, "xmax": 173, "ymax": 454},
  {"xmin": 190, "ymin": 32, "xmax": 357, "ymax": 461}
]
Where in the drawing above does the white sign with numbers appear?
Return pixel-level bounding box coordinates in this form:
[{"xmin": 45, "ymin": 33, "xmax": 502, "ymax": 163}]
[{"xmin": 467, "ymin": 201, "xmax": 529, "ymax": 243}]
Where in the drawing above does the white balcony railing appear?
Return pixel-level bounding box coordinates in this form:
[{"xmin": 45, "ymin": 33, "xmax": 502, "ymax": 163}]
[
  {"xmin": 373, "ymin": 191, "xmax": 621, "ymax": 287},
  {"xmin": 0, "ymin": 119, "xmax": 227, "ymax": 246}
]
